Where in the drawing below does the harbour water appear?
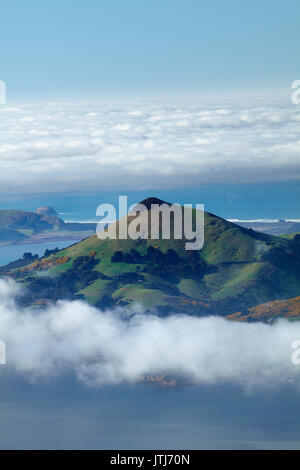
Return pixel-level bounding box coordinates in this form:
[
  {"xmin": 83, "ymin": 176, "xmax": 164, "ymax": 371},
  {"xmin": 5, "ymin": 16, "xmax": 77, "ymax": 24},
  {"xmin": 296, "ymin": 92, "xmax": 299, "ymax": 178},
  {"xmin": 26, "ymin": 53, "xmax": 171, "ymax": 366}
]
[{"xmin": 0, "ymin": 370, "xmax": 299, "ymax": 449}]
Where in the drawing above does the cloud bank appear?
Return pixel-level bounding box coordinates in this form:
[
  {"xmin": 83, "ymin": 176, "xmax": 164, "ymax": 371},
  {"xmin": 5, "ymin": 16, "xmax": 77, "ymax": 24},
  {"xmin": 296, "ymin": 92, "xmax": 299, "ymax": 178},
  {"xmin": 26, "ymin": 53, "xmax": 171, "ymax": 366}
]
[
  {"xmin": 0, "ymin": 95, "xmax": 299, "ymax": 194},
  {"xmin": 0, "ymin": 279, "xmax": 299, "ymax": 389}
]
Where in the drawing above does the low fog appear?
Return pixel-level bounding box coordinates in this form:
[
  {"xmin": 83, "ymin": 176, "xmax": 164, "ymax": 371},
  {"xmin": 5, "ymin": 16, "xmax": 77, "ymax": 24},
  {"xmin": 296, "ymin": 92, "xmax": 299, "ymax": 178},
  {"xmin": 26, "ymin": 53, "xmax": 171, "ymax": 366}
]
[
  {"xmin": 0, "ymin": 98, "xmax": 299, "ymax": 194},
  {"xmin": 0, "ymin": 279, "xmax": 299, "ymax": 389}
]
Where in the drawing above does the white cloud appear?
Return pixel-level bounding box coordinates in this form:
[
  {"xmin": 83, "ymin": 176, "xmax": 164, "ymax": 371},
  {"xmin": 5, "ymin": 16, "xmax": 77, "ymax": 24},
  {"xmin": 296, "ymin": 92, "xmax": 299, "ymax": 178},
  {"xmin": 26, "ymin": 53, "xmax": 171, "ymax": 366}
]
[
  {"xmin": 0, "ymin": 95, "xmax": 299, "ymax": 194},
  {"xmin": 0, "ymin": 279, "xmax": 299, "ymax": 389}
]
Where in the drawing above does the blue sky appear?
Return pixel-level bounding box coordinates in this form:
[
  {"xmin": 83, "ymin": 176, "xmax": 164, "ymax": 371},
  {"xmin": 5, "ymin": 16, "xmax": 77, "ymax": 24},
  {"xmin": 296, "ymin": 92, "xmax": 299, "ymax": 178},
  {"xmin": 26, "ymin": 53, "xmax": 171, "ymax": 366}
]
[
  {"xmin": 1, "ymin": 0, "xmax": 299, "ymax": 101},
  {"xmin": 0, "ymin": 1, "xmax": 299, "ymax": 203}
]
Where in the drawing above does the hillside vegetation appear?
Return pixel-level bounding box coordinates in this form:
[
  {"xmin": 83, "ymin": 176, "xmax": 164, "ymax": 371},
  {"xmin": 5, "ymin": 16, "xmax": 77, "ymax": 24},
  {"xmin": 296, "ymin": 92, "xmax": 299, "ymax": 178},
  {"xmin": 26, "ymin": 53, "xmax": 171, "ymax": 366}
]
[
  {"xmin": 4, "ymin": 198, "xmax": 300, "ymax": 317},
  {"xmin": 227, "ymin": 296, "xmax": 300, "ymax": 322}
]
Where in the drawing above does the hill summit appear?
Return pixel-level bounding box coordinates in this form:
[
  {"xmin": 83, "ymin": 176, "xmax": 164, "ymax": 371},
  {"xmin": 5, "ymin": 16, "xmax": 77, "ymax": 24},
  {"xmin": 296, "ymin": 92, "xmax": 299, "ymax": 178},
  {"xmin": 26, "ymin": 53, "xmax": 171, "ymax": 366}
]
[{"xmin": 133, "ymin": 197, "xmax": 171, "ymax": 210}]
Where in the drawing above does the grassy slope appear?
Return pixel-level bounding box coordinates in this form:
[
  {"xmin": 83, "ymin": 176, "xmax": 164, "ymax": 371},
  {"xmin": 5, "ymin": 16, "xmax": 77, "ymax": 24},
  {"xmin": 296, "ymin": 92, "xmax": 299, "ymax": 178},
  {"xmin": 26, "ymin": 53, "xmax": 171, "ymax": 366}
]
[
  {"xmin": 227, "ymin": 296, "xmax": 300, "ymax": 322},
  {"xmin": 6, "ymin": 206, "xmax": 300, "ymax": 315}
]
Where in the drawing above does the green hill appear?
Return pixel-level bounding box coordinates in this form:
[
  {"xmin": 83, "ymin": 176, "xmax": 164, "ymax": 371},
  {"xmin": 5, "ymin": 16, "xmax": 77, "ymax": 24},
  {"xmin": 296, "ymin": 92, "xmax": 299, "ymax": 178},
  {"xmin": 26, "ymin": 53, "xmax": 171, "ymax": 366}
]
[{"xmin": 5, "ymin": 198, "xmax": 300, "ymax": 316}]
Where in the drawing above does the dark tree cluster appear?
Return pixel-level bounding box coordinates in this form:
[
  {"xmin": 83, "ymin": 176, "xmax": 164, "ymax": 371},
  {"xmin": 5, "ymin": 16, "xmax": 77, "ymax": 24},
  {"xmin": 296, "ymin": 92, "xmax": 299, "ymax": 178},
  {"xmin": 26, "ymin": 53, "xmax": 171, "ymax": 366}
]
[
  {"xmin": 111, "ymin": 247, "xmax": 207, "ymax": 283},
  {"xmin": 43, "ymin": 247, "xmax": 60, "ymax": 258},
  {"xmin": 115, "ymin": 272, "xmax": 145, "ymax": 283},
  {"xmin": 19, "ymin": 255, "xmax": 103, "ymax": 305}
]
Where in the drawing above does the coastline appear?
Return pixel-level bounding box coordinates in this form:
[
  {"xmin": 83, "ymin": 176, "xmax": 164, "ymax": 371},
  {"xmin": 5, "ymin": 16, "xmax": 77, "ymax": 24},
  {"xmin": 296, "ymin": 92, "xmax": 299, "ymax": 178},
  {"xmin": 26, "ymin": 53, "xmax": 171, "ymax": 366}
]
[{"xmin": 0, "ymin": 231, "xmax": 95, "ymax": 247}]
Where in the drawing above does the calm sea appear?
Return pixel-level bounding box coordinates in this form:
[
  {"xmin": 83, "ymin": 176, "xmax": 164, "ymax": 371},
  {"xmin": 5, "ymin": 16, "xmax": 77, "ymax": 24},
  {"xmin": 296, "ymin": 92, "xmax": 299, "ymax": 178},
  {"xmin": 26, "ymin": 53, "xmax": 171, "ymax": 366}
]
[
  {"xmin": 0, "ymin": 371, "xmax": 299, "ymax": 450},
  {"xmin": 0, "ymin": 181, "xmax": 300, "ymax": 222},
  {"xmin": 0, "ymin": 240, "xmax": 79, "ymax": 267}
]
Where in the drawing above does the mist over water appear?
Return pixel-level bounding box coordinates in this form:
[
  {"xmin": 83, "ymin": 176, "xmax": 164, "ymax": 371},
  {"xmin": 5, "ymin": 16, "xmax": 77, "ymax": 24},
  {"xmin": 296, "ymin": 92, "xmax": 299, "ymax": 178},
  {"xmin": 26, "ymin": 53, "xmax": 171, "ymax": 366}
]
[
  {"xmin": 0, "ymin": 279, "xmax": 299, "ymax": 390},
  {"xmin": 0, "ymin": 272, "xmax": 300, "ymax": 448}
]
